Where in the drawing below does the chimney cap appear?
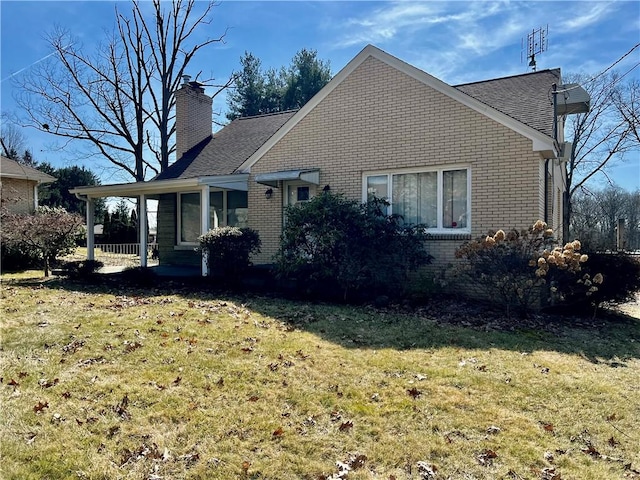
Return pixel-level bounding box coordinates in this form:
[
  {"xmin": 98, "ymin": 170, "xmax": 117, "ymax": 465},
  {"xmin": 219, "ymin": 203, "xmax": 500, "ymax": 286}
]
[{"xmin": 182, "ymin": 74, "xmax": 191, "ymax": 86}]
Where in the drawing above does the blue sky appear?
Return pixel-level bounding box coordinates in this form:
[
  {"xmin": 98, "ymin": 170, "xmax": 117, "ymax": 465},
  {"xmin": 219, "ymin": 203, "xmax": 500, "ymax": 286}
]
[{"xmin": 1, "ymin": 0, "xmax": 639, "ymax": 191}]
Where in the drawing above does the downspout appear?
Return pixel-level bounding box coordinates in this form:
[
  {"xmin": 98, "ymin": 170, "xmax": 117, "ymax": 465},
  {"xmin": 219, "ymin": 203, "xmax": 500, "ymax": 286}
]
[
  {"xmin": 75, "ymin": 193, "xmax": 95, "ymax": 261},
  {"xmin": 544, "ymin": 159, "xmax": 550, "ymax": 224},
  {"xmin": 545, "ymin": 83, "xmax": 558, "ymax": 226}
]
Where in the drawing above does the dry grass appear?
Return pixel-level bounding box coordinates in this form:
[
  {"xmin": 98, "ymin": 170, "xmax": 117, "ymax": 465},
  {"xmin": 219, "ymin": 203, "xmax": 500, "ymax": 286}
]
[{"xmin": 1, "ymin": 271, "xmax": 639, "ymax": 480}]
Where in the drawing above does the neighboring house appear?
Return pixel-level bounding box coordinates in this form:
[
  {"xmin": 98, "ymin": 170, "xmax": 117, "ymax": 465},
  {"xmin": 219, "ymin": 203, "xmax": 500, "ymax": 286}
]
[
  {"xmin": 70, "ymin": 44, "xmax": 589, "ymax": 275},
  {"xmin": 0, "ymin": 155, "xmax": 56, "ymax": 214}
]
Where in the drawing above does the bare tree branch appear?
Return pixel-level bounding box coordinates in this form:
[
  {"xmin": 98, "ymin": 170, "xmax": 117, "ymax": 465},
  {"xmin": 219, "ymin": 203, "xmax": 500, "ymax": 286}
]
[{"xmin": 13, "ymin": 1, "xmax": 228, "ymax": 182}]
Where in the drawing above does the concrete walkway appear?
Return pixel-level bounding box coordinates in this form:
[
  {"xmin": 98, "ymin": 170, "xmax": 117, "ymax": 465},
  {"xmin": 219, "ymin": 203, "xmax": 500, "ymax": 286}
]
[{"xmin": 97, "ymin": 264, "xmax": 201, "ymax": 278}]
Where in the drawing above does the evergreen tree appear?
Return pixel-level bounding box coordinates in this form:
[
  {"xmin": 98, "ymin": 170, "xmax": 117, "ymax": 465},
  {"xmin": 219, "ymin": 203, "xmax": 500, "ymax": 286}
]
[
  {"xmin": 281, "ymin": 49, "xmax": 331, "ymax": 110},
  {"xmin": 226, "ymin": 52, "xmax": 266, "ymax": 120},
  {"xmin": 37, "ymin": 164, "xmax": 106, "ymax": 222},
  {"xmin": 227, "ymin": 49, "xmax": 331, "ymax": 120},
  {"xmin": 21, "ymin": 150, "xmax": 37, "ymax": 167}
]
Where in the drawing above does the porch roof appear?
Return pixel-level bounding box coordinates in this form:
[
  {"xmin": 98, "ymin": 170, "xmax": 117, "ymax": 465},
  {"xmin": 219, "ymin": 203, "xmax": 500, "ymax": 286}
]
[{"xmin": 69, "ymin": 174, "xmax": 249, "ymax": 199}]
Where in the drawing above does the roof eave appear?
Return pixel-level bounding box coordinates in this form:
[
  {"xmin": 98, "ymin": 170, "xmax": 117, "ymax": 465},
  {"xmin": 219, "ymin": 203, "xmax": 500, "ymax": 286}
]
[
  {"xmin": 69, "ymin": 173, "xmax": 251, "ymax": 198},
  {"xmin": 237, "ymin": 44, "xmax": 558, "ymax": 172}
]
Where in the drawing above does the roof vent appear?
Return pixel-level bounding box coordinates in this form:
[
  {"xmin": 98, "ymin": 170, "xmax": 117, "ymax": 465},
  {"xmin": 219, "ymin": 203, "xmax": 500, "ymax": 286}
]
[{"xmin": 182, "ymin": 75, "xmax": 191, "ymax": 86}]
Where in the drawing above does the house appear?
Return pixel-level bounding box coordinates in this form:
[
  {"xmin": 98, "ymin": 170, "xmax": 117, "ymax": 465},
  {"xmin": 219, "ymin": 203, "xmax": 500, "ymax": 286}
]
[
  {"xmin": 0, "ymin": 155, "xmax": 56, "ymax": 214},
  {"xmin": 70, "ymin": 45, "xmax": 589, "ymax": 275}
]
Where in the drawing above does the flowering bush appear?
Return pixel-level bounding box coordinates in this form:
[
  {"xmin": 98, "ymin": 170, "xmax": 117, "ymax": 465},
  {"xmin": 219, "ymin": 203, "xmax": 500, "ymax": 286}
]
[
  {"xmin": 197, "ymin": 226, "xmax": 261, "ymax": 281},
  {"xmin": 455, "ymin": 220, "xmax": 602, "ymax": 316}
]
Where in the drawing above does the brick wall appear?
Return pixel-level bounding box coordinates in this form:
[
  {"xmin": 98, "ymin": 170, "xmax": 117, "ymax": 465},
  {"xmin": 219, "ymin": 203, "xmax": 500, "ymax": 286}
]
[
  {"xmin": 248, "ymin": 56, "xmax": 547, "ymax": 266},
  {"xmin": 0, "ymin": 178, "xmax": 36, "ymax": 214},
  {"xmin": 175, "ymin": 83, "xmax": 213, "ymax": 160}
]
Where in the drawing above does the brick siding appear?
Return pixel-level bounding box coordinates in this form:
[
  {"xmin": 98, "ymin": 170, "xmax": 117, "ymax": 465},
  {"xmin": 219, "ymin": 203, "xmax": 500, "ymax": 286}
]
[
  {"xmin": 0, "ymin": 178, "xmax": 36, "ymax": 214},
  {"xmin": 248, "ymin": 56, "xmax": 548, "ymax": 266}
]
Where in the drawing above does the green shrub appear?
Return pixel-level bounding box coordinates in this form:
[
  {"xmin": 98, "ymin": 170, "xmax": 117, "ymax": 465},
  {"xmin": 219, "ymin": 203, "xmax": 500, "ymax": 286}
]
[
  {"xmin": 455, "ymin": 221, "xmax": 601, "ymax": 316},
  {"xmin": 60, "ymin": 259, "xmax": 104, "ymax": 279},
  {"xmin": 198, "ymin": 226, "xmax": 261, "ymax": 281},
  {"xmin": 0, "ymin": 242, "xmax": 41, "ymax": 272},
  {"xmin": 275, "ymin": 193, "xmax": 433, "ymax": 301}
]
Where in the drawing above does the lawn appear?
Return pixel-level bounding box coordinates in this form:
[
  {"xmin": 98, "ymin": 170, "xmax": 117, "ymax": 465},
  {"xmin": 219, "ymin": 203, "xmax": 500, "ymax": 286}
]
[{"xmin": 1, "ymin": 271, "xmax": 639, "ymax": 480}]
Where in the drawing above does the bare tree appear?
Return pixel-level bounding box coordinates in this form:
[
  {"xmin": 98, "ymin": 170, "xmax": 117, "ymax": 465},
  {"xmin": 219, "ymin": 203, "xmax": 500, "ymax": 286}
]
[
  {"xmin": 562, "ymin": 71, "xmax": 639, "ymax": 242},
  {"xmin": 15, "ymin": 0, "xmax": 227, "ymax": 182},
  {"xmin": 0, "ymin": 115, "xmax": 26, "ymax": 159}
]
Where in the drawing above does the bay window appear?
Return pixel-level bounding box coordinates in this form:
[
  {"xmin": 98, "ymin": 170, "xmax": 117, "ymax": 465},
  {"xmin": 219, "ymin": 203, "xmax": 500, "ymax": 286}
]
[{"xmin": 364, "ymin": 167, "xmax": 470, "ymax": 231}]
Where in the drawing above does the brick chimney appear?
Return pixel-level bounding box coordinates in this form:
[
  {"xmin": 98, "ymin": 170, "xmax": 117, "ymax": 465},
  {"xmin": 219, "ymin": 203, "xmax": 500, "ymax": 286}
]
[{"xmin": 175, "ymin": 75, "xmax": 213, "ymax": 159}]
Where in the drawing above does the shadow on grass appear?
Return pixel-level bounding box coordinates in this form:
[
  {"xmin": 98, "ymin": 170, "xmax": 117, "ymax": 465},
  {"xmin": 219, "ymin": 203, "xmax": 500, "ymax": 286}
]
[{"xmin": 5, "ymin": 272, "xmax": 640, "ymax": 366}]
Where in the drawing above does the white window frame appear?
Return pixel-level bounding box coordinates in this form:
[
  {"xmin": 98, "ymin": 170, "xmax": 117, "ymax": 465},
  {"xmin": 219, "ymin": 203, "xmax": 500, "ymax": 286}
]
[
  {"xmin": 177, "ymin": 191, "xmax": 201, "ymax": 246},
  {"xmin": 362, "ymin": 165, "xmax": 471, "ymax": 234},
  {"xmin": 177, "ymin": 189, "xmax": 249, "ymax": 246}
]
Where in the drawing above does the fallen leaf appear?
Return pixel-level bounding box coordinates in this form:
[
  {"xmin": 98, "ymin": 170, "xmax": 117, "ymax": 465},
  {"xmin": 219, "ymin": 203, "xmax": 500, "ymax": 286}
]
[
  {"xmin": 476, "ymin": 449, "xmax": 498, "ymax": 466},
  {"xmin": 241, "ymin": 460, "xmax": 250, "ymax": 473},
  {"xmin": 581, "ymin": 444, "xmax": 601, "ymax": 457},
  {"xmin": 33, "ymin": 401, "xmax": 49, "ymax": 413},
  {"xmin": 8, "ymin": 378, "xmax": 19, "ymax": 387},
  {"xmin": 608, "ymin": 436, "xmax": 619, "ymax": 447},
  {"xmin": 173, "ymin": 376, "xmax": 182, "ymax": 385},
  {"xmin": 541, "ymin": 422, "xmax": 554, "ymax": 433},
  {"xmin": 540, "ymin": 466, "xmax": 561, "ymax": 479},
  {"xmin": 248, "ymin": 395, "xmax": 259, "ymax": 402},
  {"xmin": 272, "ymin": 427, "xmax": 284, "ymax": 438},
  {"xmin": 347, "ymin": 453, "xmax": 367, "ymax": 470},
  {"xmin": 416, "ymin": 461, "xmax": 438, "ymax": 479},
  {"xmin": 114, "ymin": 395, "xmax": 130, "ymax": 420},
  {"xmin": 606, "ymin": 413, "xmax": 617, "ymax": 421},
  {"xmin": 338, "ymin": 420, "xmax": 353, "ymax": 432},
  {"xmin": 39, "ymin": 378, "xmax": 59, "ymax": 389},
  {"xmin": 407, "ymin": 387, "xmax": 422, "ymax": 399}
]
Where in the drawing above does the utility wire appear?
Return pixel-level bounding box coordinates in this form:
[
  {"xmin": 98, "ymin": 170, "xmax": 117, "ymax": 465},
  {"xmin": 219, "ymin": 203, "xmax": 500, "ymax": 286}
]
[{"xmin": 555, "ymin": 43, "xmax": 640, "ymax": 94}]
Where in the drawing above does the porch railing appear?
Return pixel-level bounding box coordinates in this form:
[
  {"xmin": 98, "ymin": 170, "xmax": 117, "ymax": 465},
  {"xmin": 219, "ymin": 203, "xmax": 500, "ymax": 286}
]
[{"xmin": 92, "ymin": 243, "xmax": 159, "ymax": 267}]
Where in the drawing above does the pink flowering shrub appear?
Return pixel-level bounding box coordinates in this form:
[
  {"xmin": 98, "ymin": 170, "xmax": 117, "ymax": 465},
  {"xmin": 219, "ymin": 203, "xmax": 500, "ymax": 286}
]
[{"xmin": 455, "ymin": 221, "xmax": 602, "ymax": 316}]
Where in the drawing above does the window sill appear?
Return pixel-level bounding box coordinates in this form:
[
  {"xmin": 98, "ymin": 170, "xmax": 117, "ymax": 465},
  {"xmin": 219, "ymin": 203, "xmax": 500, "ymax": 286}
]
[
  {"xmin": 426, "ymin": 232, "xmax": 472, "ymax": 241},
  {"xmin": 174, "ymin": 244, "xmax": 198, "ymax": 251}
]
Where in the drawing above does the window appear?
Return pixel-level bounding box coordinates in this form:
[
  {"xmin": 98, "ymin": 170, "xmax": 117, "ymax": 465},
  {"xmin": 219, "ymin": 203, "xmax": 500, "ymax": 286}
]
[
  {"xmin": 179, "ymin": 192, "xmax": 201, "ymax": 244},
  {"xmin": 178, "ymin": 190, "xmax": 248, "ymax": 245},
  {"xmin": 364, "ymin": 167, "xmax": 470, "ymax": 231},
  {"xmin": 209, "ymin": 190, "xmax": 248, "ymax": 229},
  {"xmin": 227, "ymin": 190, "xmax": 248, "ymax": 227}
]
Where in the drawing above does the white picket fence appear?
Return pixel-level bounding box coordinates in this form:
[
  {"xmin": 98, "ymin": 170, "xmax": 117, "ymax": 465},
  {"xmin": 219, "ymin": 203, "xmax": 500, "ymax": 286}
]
[{"xmin": 92, "ymin": 243, "xmax": 159, "ymax": 267}]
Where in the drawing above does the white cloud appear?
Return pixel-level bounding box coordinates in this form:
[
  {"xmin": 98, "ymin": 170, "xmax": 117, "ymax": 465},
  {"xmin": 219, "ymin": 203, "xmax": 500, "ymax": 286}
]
[{"xmin": 560, "ymin": 2, "xmax": 615, "ymax": 31}]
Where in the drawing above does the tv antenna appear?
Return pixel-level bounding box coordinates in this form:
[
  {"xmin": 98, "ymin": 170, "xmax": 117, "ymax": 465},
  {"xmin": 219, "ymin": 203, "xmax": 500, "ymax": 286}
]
[{"xmin": 521, "ymin": 25, "xmax": 548, "ymax": 71}]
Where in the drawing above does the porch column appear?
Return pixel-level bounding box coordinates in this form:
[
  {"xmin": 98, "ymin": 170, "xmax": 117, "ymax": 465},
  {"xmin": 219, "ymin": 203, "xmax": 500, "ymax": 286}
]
[
  {"xmin": 139, "ymin": 195, "xmax": 148, "ymax": 268},
  {"xmin": 86, "ymin": 198, "xmax": 95, "ymax": 261},
  {"xmin": 200, "ymin": 185, "xmax": 210, "ymax": 276}
]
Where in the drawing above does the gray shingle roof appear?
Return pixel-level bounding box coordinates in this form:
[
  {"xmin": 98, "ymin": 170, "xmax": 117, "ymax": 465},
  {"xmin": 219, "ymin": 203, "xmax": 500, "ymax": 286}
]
[
  {"xmin": 455, "ymin": 69, "xmax": 561, "ymax": 138},
  {"xmin": 0, "ymin": 155, "xmax": 56, "ymax": 183},
  {"xmin": 154, "ymin": 110, "xmax": 297, "ymax": 181}
]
